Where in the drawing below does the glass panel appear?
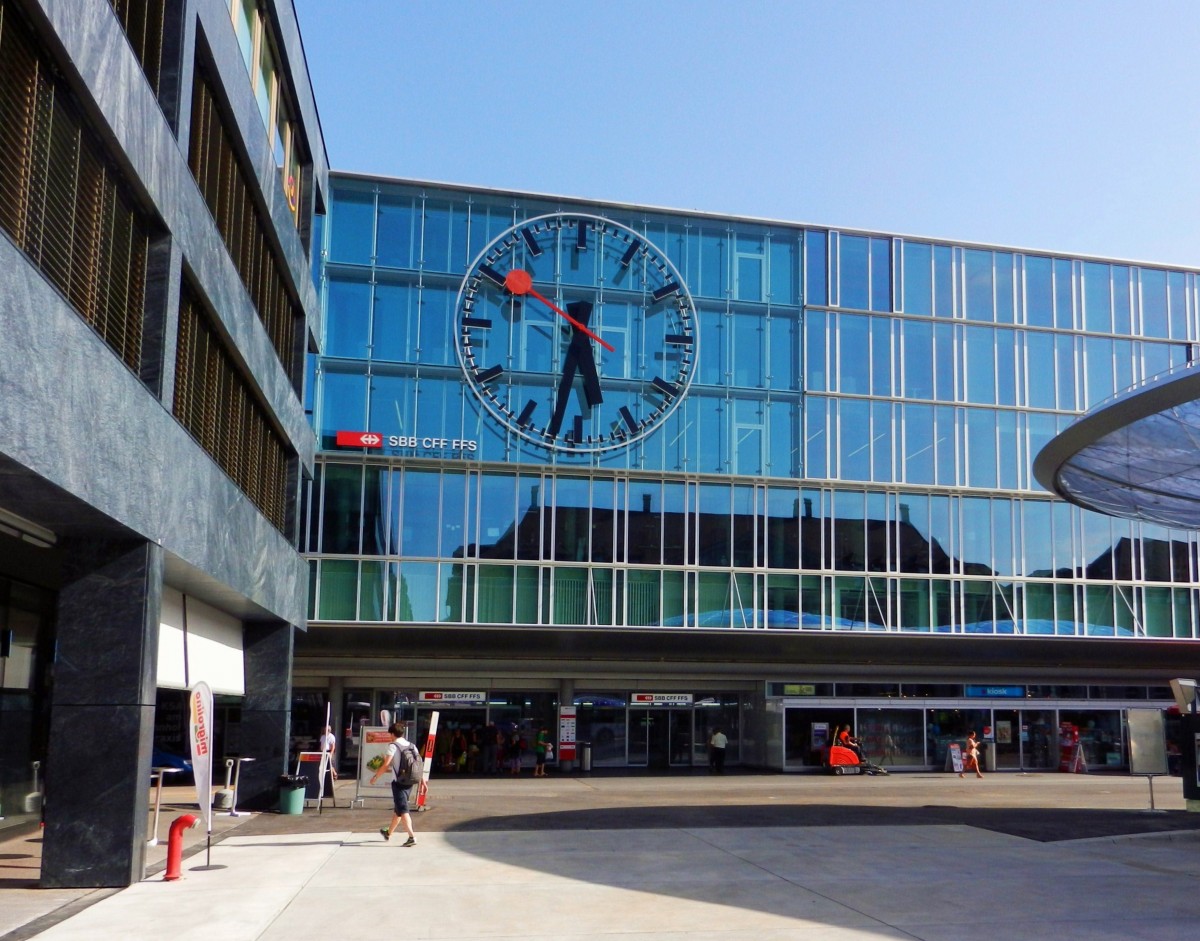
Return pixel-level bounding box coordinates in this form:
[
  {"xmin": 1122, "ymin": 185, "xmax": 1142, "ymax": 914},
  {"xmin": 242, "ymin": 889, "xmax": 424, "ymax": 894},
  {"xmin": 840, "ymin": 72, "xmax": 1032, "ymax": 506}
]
[
  {"xmin": 698, "ymin": 309, "xmax": 726, "ymax": 385},
  {"xmin": 1025, "ymin": 256, "xmax": 1053, "ymax": 327},
  {"xmin": 1026, "ymin": 331, "xmax": 1055, "ymax": 408},
  {"xmin": 513, "ymin": 566, "xmax": 540, "ymax": 624},
  {"xmin": 838, "ymin": 314, "xmax": 869, "ymax": 394},
  {"xmin": 418, "ymin": 286, "xmax": 456, "ymax": 366},
  {"xmin": 870, "ymin": 237, "xmax": 891, "ymax": 311},
  {"xmin": 994, "ymin": 252, "xmax": 1014, "ymax": 324},
  {"xmin": 769, "ymin": 313, "xmax": 800, "ymax": 390},
  {"xmin": 965, "ymin": 325, "xmax": 996, "ymax": 404},
  {"xmin": 856, "ymin": 709, "xmax": 925, "ymax": 766},
  {"xmin": 736, "ymin": 256, "xmax": 763, "ymax": 302},
  {"xmin": 325, "ymin": 277, "xmax": 371, "ymax": 358},
  {"xmin": 376, "ymin": 195, "xmax": 417, "ymax": 268},
  {"xmin": 903, "ymin": 403, "xmax": 935, "ymax": 485},
  {"xmin": 1083, "ymin": 262, "xmax": 1112, "ymax": 333},
  {"xmin": 804, "ymin": 310, "xmax": 827, "ymax": 391},
  {"xmin": 903, "ymin": 320, "xmax": 934, "ymax": 399},
  {"xmin": 839, "ymin": 398, "xmax": 871, "ymax": 481},
  {"xmin": 234, "ymin": 0, "xmax": 255, "ymax": 68},
  {"xmin": 769, "ymin": 235, "xmax": 797, "ymax": 305},
  {"xmin": 626, "ymin": 570, "xmax": 660, "ymax": 626},
  {"xmin": 768, "ymin": 399, "xmax": 800, "ymax": 478},
  {"xmin": 1169, "ymin": 270, "xmax": 1188, "ymax": 340},
  {"xmin": 902, "ymin": 241, "xmax": 932, "ymax": 316},
  {"xmin": 1084, "ymin": 336, "xmax": 1114, "ymax": 407},
  {"xmin": 871, "ymin": 317, "xmax": 893, "ymax": 396},
  {"xmin": 320, "ymin": 464, "xmax": 362, "ymax": 553},
  {"xmin": 965, "ymin": 408, "xmax": 997, "ymax": 489},
  {"xmin": 360, "ymin": 466, "xmax": 386, "ymax": 555},
  {"xmin": 1112, "ymin": 265, "xmax": 1132, "ymax": 334},
  {"xmin": 553, "ymin": 477, "xmax": 590, "ymax": 562},
  {"xmin": 996, "ymin": 328, "xmax": 1016, "ymax": 406},
  {"xmin": 804, "ymin": 230, "xmax": 827, "ymax": 306},
  {"xmin": 358, "ymin": 561, "xmax": 385, "ymax": 621},
  {"xmin": 255, "ymin": 34, "xmax": 274, "ymax": 126},
  {"xmin": 964, "ymin": 250, "xmax": 993, "ymax": 321},
  {"xmin": 477, "ymin": 564, "xmax": 514, "ymax": 623},
  {"xmin": 372, "ymin": 283, "xmax": 418, "ymax": 361},
  {"xmin": 732, "ymin": 310, "xmax": 764, "ymax": 386},
  {"xmin": 401, "ymin": 470, "xmax": 441, "ymax": 558},
  {"xmin": 932, "ymin": 322, "xmax": 955, "ymax": 401},
  {"xmin": 839, "ymin": 235, "xmax": 869, "ymax": 309},
  {"xmin": 330, "ymin": 191, "xmax": 374, "ymax": 264},
  {"xmin": 698, "ymin": 228, "xmax": 728, "ymax": 299},
  {"xmin": 1054, "ymin": 258, "xmax": 1074, "ymax": 330},
  {"xmin": 317, "ymin": 560, "xmax": 357, "ymax": 620},
  {"xmin": 933, "ymin": 245, "xmax": 954, "ymax": 317},
  {"xmin": 1137, "ymin": 268, "xmax": 1166, "ymax": 338}
]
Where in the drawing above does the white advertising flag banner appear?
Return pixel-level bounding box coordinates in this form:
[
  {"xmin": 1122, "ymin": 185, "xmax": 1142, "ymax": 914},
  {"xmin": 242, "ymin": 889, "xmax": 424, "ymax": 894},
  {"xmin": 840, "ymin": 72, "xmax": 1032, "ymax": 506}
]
[{"xmin": 188, "ymin": 681, "xmax": 215, "ymax": 832}]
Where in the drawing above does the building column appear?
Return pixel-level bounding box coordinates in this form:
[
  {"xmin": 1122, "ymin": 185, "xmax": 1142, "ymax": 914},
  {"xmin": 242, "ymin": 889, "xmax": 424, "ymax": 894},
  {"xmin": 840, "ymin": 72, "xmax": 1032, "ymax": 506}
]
[
  {"xmin": 559, "ymin": 678, "xmax": 575, "ymax": 772},
  {"xmin": 41, "ymin": 540, "xmax": 162, "ymax": 888},
  {"xmin": 237, "ymin": 620, "xmax": 294, "ymax": 810}
]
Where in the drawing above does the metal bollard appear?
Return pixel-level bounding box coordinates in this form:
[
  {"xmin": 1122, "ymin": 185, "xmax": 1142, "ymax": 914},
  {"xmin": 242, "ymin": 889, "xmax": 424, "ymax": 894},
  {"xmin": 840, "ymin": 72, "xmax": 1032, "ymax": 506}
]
[{"xmin": 163, "ymin": 813, "xmax": 199, "ymax": 881}]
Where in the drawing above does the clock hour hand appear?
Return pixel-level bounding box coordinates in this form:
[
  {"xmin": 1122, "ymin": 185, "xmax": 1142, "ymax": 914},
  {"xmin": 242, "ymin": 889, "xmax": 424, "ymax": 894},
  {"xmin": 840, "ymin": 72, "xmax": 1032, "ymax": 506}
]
[
  {"xmin": 547, "ymin": 301, "xmax": 604, "ymax": 438},
  {"xmin": 503, "ymin": 269, "xmax": 615, "ymax": 352}
]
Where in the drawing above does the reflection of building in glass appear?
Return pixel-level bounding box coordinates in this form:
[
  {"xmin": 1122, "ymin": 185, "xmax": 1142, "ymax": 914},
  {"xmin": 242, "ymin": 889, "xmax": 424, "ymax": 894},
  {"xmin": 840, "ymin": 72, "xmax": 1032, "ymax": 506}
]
[{"xmin": 298, "ymin": 175, "xmax": 1200, "ymax": 775}]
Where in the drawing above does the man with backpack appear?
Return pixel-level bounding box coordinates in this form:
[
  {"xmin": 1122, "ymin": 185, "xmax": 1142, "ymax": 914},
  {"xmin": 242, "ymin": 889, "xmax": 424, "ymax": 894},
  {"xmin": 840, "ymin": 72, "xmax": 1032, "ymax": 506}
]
[{"xmin": 369, "ymin": 721, "xmax": 420, "ymax": 846}]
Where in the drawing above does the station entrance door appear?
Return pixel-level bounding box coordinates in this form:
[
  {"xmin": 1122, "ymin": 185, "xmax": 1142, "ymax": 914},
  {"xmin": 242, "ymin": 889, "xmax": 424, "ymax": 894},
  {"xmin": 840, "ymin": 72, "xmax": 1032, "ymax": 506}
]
[{"xmin": 628, "ymin": 709, "xmax": 694, "ymax": 768}]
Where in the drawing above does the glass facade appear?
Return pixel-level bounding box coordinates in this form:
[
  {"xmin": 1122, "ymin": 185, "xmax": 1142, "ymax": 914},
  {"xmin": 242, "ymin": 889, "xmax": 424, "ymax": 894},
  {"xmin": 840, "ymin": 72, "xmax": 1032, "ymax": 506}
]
[{"xmin": 306, "ymin": 177, "xmax": 1200, "ymax": 640}]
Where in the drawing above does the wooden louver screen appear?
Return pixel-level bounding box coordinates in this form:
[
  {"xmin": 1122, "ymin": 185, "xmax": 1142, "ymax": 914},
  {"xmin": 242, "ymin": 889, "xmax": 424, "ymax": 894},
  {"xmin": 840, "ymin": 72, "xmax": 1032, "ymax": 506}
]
[
  {"xmin": 188, "ymin": 71, "xmax": 299, "ymax": 380},
  {"xmin": 174, "ymin": 288, "xmax": 290, "ymax": 531},
  {"xmin": 0, "ymin": 0, "xmax": 148, "ymax": 374},
  {"xmin": 106, "ymin": 0, "xmax": 166, "ymax": 99}
]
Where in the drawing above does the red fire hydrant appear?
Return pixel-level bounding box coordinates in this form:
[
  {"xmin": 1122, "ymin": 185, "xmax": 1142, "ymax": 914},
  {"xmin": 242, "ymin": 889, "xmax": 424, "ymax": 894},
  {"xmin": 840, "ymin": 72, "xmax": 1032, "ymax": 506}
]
[{"xmin": 164, "ymin": 813, "xmax": 199, "ymax": 881}]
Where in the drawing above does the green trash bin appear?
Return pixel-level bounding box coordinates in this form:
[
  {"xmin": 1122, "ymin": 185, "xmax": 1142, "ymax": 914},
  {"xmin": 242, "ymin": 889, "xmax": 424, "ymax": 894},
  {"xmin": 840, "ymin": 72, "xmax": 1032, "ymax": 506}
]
[{"xmin": 279, "ymin": 775, "xmax": 307, "ymax": 814}]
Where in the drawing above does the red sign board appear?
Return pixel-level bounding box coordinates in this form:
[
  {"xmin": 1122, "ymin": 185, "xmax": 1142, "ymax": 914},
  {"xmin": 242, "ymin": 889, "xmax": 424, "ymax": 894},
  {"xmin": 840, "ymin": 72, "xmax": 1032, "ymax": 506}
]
[{"xmin": 335, "ymin": 430, "xmax": 383, "ymax": 448}]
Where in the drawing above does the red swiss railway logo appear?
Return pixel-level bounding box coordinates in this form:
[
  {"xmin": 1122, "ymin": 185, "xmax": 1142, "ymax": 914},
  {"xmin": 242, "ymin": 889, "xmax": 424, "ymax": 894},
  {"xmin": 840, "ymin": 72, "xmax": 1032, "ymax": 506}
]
[{"xmin": 335, "ymin": 430, "xmax": 383, "ymax": 448}]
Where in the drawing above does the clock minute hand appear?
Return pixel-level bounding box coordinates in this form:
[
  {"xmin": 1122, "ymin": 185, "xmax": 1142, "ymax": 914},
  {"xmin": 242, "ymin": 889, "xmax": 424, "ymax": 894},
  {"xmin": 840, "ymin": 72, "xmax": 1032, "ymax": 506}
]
[{"xmin": 503, "ymin": 269, "xmax": 615, "ymax": 352}]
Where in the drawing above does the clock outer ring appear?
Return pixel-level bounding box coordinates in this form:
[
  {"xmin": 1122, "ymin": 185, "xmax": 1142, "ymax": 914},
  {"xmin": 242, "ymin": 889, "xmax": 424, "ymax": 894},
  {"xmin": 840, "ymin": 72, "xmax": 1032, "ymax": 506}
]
[{"xmin": 454, "ymin": 212, "xmax": 698, "ymax": 454}]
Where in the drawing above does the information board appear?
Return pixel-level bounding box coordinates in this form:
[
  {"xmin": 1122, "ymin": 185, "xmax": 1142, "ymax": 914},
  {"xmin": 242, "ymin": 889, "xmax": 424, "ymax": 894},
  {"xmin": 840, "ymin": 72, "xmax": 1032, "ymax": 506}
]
[
  {"xmin": 355, "ymin": 727, "xmax": 397, "ymax": 801},
  {"xmin": 1128, "ymin": 709, "xmax": 1167, "ymax": 775},
  {"xmin": 295, "ymin": 751, "xmax": 332, "ymax": 802},
  {"xmin": 558, "ymin": 706, "xmax": 577, "ymax": 761}
]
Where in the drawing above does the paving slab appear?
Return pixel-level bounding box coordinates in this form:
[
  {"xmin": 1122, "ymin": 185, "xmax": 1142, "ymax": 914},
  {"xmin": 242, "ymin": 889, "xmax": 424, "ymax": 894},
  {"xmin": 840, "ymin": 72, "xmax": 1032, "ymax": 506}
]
[{"xmin": 3, "ymin": 771, "xmax": 1199, "ymax": 941}]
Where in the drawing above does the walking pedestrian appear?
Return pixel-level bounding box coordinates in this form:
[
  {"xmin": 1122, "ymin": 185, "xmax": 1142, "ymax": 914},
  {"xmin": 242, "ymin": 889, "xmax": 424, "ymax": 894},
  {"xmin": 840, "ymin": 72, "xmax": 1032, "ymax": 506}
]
[
  {"xmin": 370, "ymin": 721, "xmax": 418, "ymax": 845},
  {"xmin": 960, "ymin": 730, "xmax": 984, "ymax": 779}
]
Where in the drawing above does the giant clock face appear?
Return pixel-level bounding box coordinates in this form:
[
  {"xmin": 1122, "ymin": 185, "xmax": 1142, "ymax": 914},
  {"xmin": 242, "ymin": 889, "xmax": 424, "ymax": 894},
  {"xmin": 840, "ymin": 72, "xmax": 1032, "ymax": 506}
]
[{"xmin": 455, "ymin": 212, "xmax": 697, "ymax": 453}]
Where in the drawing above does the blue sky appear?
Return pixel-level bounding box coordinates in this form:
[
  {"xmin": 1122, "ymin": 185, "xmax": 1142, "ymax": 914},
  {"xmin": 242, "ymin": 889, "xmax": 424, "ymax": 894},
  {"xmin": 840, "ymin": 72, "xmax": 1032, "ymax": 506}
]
[{"xmin": 292, "ymin": 2, "xmax": 1199, "ymax": 267}]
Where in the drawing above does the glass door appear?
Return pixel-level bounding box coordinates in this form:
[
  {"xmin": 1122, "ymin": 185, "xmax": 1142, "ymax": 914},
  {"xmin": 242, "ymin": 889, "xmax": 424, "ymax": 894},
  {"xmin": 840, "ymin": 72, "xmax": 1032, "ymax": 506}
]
[
  {"xmin": 993, "ymin": 709, "xmax": 1021, "ymax": 769},
  {"xmin": 628, "ymin": 709, "xmax": 650, "ymax": 766},
  {"xmin": 1021, "ymin": 710, "xmax": 1057, "ymax": 769},
  {"xmin": 668, "ymin": 710, "xmax": 694, "ymax": 766},
  {"xmin": 627, "ymin": 709, "xmax": 680, "ymax": 767}
]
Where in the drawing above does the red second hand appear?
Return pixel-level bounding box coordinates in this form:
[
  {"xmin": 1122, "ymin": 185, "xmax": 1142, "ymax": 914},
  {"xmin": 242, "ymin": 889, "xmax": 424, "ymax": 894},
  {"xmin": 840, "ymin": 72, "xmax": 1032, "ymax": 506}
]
[{"xmin": 503, "ymin": 269, "xmax": 615, "ymax": 352}]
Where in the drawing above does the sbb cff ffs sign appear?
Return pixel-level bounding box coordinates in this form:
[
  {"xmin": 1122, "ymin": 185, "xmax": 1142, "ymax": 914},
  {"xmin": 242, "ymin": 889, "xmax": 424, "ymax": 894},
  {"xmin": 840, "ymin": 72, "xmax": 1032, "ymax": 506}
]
[{"xmin": 334, "ymin": 430, "xmax": 478, "ymax": 452}]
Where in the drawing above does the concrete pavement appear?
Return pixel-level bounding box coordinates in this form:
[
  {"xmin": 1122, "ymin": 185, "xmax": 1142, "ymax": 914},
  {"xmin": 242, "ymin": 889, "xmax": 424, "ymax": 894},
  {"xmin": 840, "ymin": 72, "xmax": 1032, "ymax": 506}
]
[{"xmin": 3, "ymin": 771, "xmax": 1200, "ymax": 940}]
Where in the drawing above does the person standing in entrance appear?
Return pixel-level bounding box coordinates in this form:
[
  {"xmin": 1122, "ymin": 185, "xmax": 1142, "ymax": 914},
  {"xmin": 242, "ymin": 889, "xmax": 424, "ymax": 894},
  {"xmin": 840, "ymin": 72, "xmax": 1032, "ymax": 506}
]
[
  {"xmin": 533, "ymin": 726, "xmax": 549, "ymax": 777},
  {"xmin": 960, "ymin": 730, "xmax": 984, "ymax": 779},
  {"xmin": 709, "ymin": 728, "xmax": 728, "ymax": 773},
  {"xmin": 370, "ymin": 721, "xmax": 418, "ymax": 846},
  {"xmin": 318, "ymin": 724, "xmax": 338, "ymax": 781}
]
